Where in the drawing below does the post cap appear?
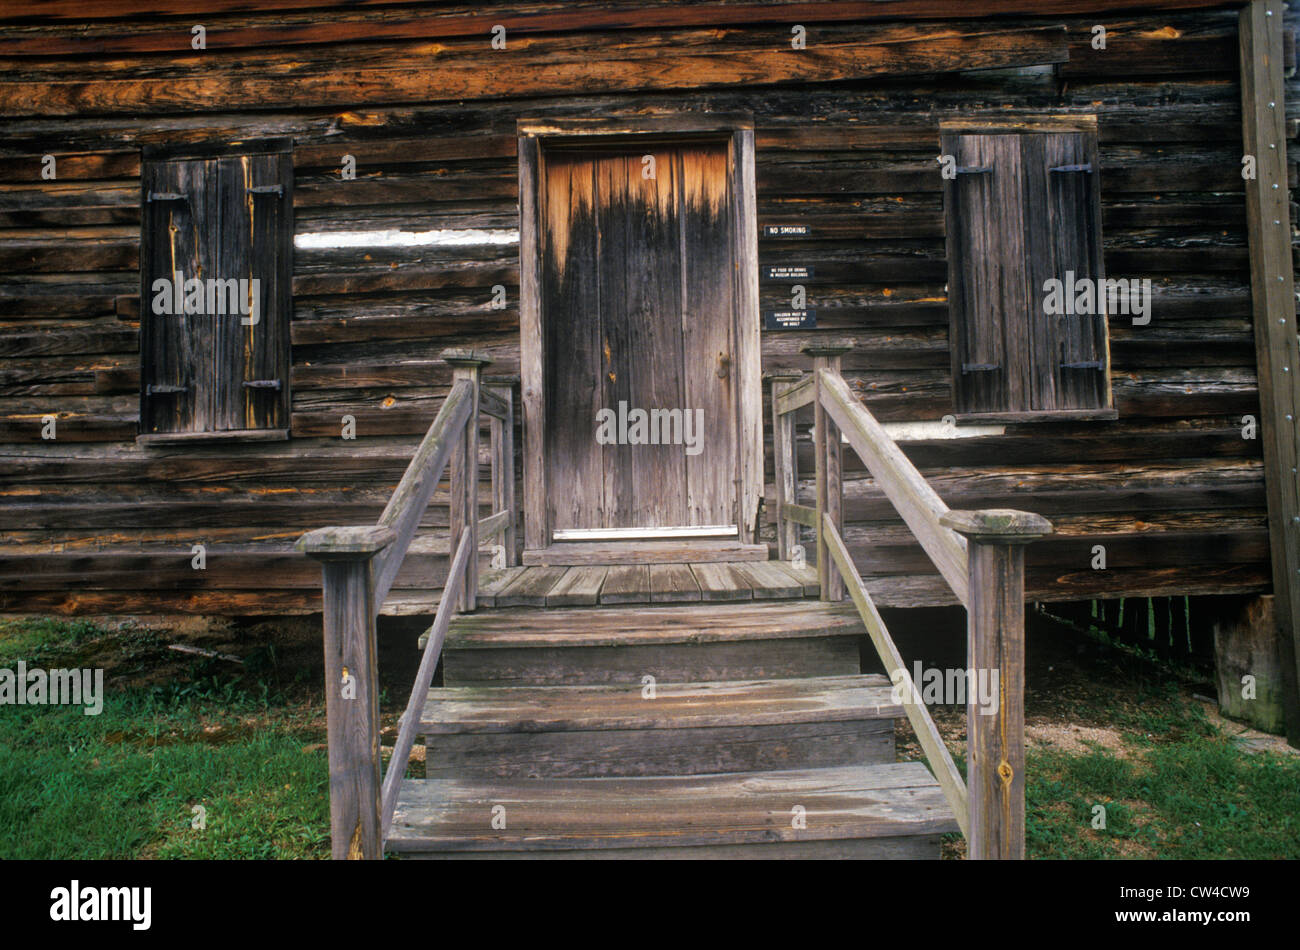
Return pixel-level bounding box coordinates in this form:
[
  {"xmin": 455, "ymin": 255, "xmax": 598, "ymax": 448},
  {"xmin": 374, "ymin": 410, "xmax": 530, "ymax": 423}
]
[
  {"xmin": 441, "ymin": 348, "xmax": 494, "ymax": 369},
  {"xmin": 940, "ymin": 509, "xmax": 1053, "ymax": 544},
  {"xmin": 799, "ymin": 339, "xmax": 855, "ymax": 358},
  {"xmin": 297, "ymin": 525, "xmax": 396, "ymax": 560}
]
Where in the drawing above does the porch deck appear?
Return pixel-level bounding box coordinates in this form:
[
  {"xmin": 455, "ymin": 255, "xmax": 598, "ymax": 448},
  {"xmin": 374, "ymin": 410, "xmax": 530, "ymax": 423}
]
[{"xmin": 472, "ymin": 561, "xmax": 820, "ymax": 608}]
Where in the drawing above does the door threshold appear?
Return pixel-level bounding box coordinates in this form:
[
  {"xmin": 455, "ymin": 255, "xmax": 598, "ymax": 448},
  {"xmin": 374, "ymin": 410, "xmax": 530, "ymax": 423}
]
[
  {"xmin": 523, "ymin": 540, "xmax": 769, "ymax": 566},
  {"xmin": 552, "ymin": 525, "xmax": 738, "ymax": 541}
]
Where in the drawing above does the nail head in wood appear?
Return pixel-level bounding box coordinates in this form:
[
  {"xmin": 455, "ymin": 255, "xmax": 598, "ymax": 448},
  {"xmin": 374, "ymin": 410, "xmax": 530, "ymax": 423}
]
[
  {"xmin": 441, "ymin": 348, "xmax": 494, "ymax": 369},
  {"xmin": 799, "ymin": 340, "xmax": 855, "ymax": 358},
  {"xmin": 940, "ymin": 509, "xmax": 1052, "ymax": 544},
  {"xmin": 297, "ymin": 525, "xmax": 397, "ymax": 560}
]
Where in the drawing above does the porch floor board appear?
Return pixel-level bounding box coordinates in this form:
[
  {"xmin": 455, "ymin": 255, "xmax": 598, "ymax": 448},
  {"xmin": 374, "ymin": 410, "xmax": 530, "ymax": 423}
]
[{"xmin": 472, "ymin": 561, "xmax": 818, "ymax": 608}]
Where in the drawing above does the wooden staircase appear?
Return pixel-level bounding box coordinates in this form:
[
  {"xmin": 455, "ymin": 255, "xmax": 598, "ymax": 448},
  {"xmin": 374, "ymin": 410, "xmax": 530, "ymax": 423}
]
[
  {"xmin": 385, "ymin": 600, "xmax": 960, "ymax": 858},
  {"xmin": 299, "ymin": 346, "xmax": 1049, "ymax": 860}
]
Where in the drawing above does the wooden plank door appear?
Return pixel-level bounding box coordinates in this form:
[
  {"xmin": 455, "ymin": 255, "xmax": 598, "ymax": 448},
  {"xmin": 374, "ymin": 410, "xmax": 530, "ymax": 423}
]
[{"xmin": 540, "ymin": 140, "xmax": 737, "ymax": 537}]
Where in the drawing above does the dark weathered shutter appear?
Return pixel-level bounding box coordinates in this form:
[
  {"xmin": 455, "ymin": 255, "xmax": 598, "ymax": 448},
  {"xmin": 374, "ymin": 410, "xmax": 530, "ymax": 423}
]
[
  {"xmin": 140, "ymin": 157, "xmax": 216, "ymax": 435},
  {"xmin": 140, "ymin": 146, "xmax": 291, "ymax": 437},
  {"xmin": 1023, "ymin": 131, "xmax": 1109, "ymax": 412},
  {"xmin": 941, "ymin": 133, "xmax": 1027, "ymax": 413},
  {"xmin": 213, "ymin": 152, "xmax": 292, "ymax": 431},
  {"xmin": 943, "ymin": 129, "xmax": 1110, "ymax": 416}
]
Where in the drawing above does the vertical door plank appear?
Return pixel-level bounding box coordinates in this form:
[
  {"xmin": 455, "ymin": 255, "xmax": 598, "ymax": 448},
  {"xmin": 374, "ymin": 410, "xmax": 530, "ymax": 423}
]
[
  {"xmin": 599, "ymin": 148, "xmax": 687, "ymax": 529},
  {"xmin": 543, "ymin": 152, "xmax": 604, "ymax": 534},
  {"xmin": 680, "ymin": 143, "xmax": 737, "ymax": 528}
]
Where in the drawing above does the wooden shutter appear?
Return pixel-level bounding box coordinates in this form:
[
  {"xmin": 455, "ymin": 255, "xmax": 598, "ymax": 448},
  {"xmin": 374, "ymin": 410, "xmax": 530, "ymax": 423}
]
[
  {"xmin": 140, "ymin": 146, "xmax": 291, "ymax": 438},
  {"xmin": 140, "ymin": 157, "xmax": 215, "ymax": 435},
  {"xmin": 213, "ymin": 152, "xmax": 293, "ymax": 432},
  {"xmin": 942, "ymin": 129, "xmax": 1111, "ymax": 417},
  {"xmin": 1023, "ymin": 132, "xmax": 1110, "ymax": 412},
  {"xmin": 942, "ymin": 133, "xmax": 1026, "ymax": 414}
]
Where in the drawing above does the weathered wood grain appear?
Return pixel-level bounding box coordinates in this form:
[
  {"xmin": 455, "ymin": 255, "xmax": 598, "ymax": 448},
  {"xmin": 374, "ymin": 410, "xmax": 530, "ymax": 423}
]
[
  {"xmin": 387, "ymin": 762, "xmax": 959, "ymax": 855},
  {"xmin": 1240, "ymin": 0, "xmax": 1300, "ymax": 745}
]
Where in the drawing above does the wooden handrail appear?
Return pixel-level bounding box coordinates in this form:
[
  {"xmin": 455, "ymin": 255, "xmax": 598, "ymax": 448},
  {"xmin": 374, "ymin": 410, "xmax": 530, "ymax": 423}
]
[
  {"xmin": 821, "ymin": 514, "xmax": 969, "ymax": 836},
  {"xmin": 773, "ymin": 344, "xmax": 1051, "ymax": 859},
  {"xmin": 380, "ymin": 526, "xmax": 473, "ymax": 836},
  {"xmin": 299, "ymin": 347, "xmax": 516, "ymax": 859},
  {"xmin": 372, "ymin": 378, "xmax": 474, "ymax": 605},
  {"xmin": 816, "ymin": 366, "xmax": 970, "ymax": 605}
]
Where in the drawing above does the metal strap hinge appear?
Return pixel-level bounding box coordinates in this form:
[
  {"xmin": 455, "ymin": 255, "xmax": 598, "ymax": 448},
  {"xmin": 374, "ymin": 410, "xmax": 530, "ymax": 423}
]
[
  {"xmin": 146, "ymin": 383, "xmax": 189, "ymax": 395},
  {"xmin": 955, "ymin": 166, "xmax": 993, "ymax": 175},
  {"xmin": 1049, "ymin": 164, "xmax": 1093, "ymax": 174},
  {"xmin": 961, "ymin": 362, "xmax": 1000, "ymax": 374},
  {"xmin": 1061, "ymin": 360, "xmax": 1105, "ymax": 370},
  {"xmin": 147, "ymin": 192, "xmax": 187, "ymax": 202},
  {"xmin": 242, "ymin": 379, "xmax": 282, "ymax": 390},
  {"xmin": 246, "ymin": 185, "xmax": 284, "ymax": 196}
]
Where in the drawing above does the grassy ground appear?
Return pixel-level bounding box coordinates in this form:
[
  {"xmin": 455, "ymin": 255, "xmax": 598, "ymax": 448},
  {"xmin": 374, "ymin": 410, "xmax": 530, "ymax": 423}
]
[
  {"xmin": 903, "ymin": 612, "xmax": 1300, "ymax": 860},
  {"xmin": 0, "ymin": 616, "xmax": 333, "ymax": 859},
  {"xmin": 2, "ymin": 611, "xmax": 1298, "ymax": 859}
]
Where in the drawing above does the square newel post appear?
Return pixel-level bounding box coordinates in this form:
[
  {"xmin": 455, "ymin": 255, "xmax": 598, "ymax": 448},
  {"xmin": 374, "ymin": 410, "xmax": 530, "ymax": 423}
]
[
  {"xmin": 766, "ymin": 371, "xmax": 802, "ymax": 562},
  {"xmin": 941, "ymin": 509, "xmax": 1052, "ymax": 860},
  {"xmin": 801, "ymin": 341, "xmax": 853, "ymax": 602},
  {"xmin": 297, "ymin": 524, "xmax": 396, "ymax": 860},
  {"xmin": 443, "ymin": 348, "xmax": 493, "ymax": 611}
]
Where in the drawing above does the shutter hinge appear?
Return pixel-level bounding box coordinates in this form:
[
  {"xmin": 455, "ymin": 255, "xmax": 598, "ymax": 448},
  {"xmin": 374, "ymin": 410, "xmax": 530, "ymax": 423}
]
[
  {"xmin": 955, "ymin": 166, "xmax": 993, "ymax": 176},
  {"xmin": 146, "ymin": 383, "xmax": 189, "ymax": 395},
  {"xmin": 147, "ymin": 192, "xmax": 187, "ymax": 202},
  {"xmin": 961, "ymin": 362, "xmax": 1000, "ymax": 374},
  {"xmin": 1061, "ymin": 360, "xmax": 1105, "ymax": 370},
  {"xmin": 1049, "ymin": 164, "xmax": 1093, "ymax": 174},
  {"xmin": 242, "ymin": 379, "xmax": 282, "ymax": 390},
  {"xmin": 246, "ymin": 185, "xmax": 284, "ymax": 196}
]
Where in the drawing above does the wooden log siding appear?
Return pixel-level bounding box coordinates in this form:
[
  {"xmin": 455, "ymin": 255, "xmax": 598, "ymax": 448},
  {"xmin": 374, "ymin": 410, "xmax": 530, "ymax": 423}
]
[{"xmin": 0, "ymin": 6, "xmax": 1284, "ymax": 613}]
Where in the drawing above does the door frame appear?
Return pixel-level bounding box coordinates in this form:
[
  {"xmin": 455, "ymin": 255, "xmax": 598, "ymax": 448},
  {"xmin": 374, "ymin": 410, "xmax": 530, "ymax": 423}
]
[{"xmin": 517, "ymin": 112, "xmax": 762, "ymax": 552}]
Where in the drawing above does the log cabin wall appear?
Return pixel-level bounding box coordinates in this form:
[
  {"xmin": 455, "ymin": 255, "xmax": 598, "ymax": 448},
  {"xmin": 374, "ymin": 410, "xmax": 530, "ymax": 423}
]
[{"xmin": 0, "ymin": 1, "xmax": 1290, "ymax": 614}]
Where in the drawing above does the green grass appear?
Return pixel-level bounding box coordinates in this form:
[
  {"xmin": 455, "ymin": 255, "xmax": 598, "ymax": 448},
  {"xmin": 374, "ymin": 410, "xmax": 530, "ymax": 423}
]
[
  {"xmin": 1024, "ymin": 687, "xmax": 1300, "ymax": 859},
  {"xmin": 5, "ymin": 615, "xmax": 1300, "ymax": 859},
  {"xmin": 0, "ymin": 617, "xmax": 329, "ymax": 859}
]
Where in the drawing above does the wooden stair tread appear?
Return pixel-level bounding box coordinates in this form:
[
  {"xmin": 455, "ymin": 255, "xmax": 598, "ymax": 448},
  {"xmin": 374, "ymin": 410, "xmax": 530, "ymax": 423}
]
[
  {"xmin": 420, "ymin": 674, "xmax": 899, "ymax": 734},
  {"xmin": 387, "ymin": 763, "xmax": 958, "ymax": 853},
  {"xmin": 443, "ymin": 600, "xmax": 867, "ymax": 649}
]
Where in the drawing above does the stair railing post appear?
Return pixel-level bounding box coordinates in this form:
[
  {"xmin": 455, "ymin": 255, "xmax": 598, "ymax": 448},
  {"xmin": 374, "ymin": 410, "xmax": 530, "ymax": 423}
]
[
  {"xmin": 767, "ymin": 371, "xmax": 802, "ymax": 562},
  {"xmin": 499, "ymin": 381, "xmax": 518, "ymax": 566},
  {"xmin": 297, "ymin": 524, "xmax": 396, "ymax": 860},
  {"xmin": 941, "ymin": 509, "xmax": 1052, "ymax": 860},
  {"xmin": 801, "ymin": 341, "xmax": 852, "ymax": 602},
  {"xmin": 443, "ymin": 349, "xmax": 493, "ymax": 611}
]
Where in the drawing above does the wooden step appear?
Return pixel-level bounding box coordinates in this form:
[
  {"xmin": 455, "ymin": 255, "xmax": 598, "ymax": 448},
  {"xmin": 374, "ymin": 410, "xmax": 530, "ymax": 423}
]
[
  {"xmin": 387, "ymin": 762, "xmax": 958, "ymax": 859},
  {"xmin": 439, "ymin": 601, "xmax": 866, "ymax": 686},
  {"xmin": 421, "ymin": 674, "xmax": 899, "ymax": 778},
  {"xmin": 468, "ymin": 561, "xmax": 817, "ymax": 607},
  {"xmin": 521, "ymin": 540, "xmax": 769, "ymax": 566}
]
